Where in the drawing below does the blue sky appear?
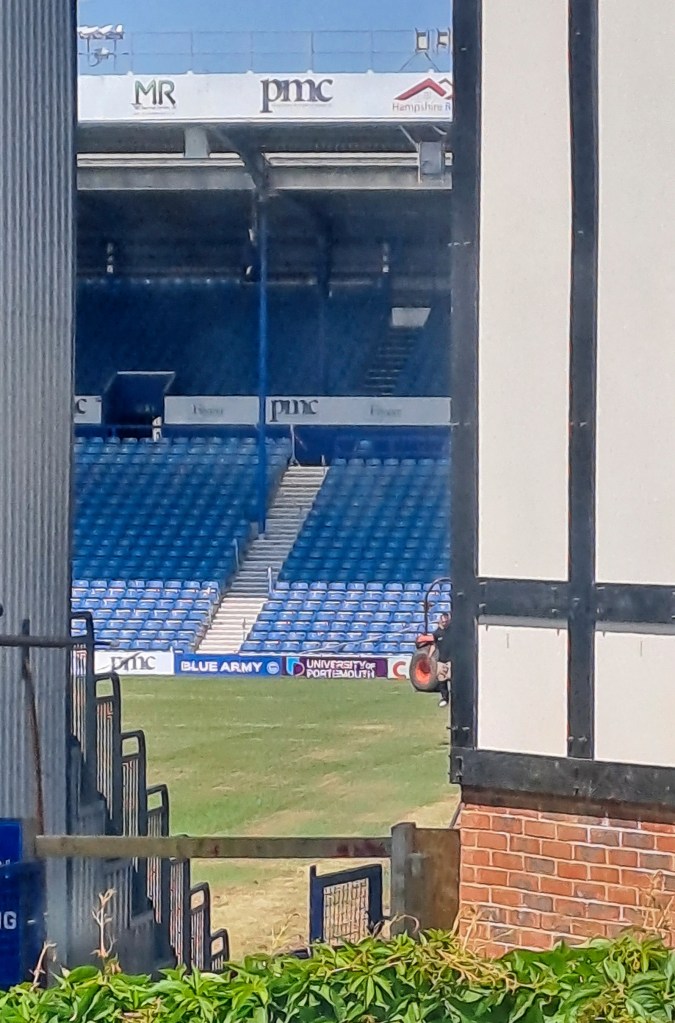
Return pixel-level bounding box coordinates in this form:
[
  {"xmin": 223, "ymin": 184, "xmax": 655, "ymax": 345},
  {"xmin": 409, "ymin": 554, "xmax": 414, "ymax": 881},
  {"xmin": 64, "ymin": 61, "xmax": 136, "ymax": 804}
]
[{"xmin": 77, "ymin": 0, "xmax": 450, "ymax": 34}]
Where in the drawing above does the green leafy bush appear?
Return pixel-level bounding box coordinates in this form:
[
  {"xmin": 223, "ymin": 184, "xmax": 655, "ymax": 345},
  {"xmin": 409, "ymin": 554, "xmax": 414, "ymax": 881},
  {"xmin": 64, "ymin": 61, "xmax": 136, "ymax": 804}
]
[{"xmin": 2, "ymin": 931, "xmax": 675, "ymax": 1022}]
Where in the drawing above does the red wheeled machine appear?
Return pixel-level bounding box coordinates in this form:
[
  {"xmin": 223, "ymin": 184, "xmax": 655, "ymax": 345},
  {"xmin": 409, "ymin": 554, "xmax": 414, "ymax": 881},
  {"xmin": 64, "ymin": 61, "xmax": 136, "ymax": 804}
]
[{"xmin": 409, "ymin": 577, "xmax": 451, "ymax": 694}]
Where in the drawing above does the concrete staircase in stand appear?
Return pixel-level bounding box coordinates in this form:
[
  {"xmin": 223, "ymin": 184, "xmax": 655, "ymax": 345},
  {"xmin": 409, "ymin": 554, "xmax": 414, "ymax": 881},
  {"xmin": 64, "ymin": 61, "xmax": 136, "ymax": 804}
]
[
  {"xmin": 362, "ymin": 329, "xmax": 419, "ymax": 395},
  {"xmin": 198, "ymin": 465, "xmax": 326, "ymax": 653}
]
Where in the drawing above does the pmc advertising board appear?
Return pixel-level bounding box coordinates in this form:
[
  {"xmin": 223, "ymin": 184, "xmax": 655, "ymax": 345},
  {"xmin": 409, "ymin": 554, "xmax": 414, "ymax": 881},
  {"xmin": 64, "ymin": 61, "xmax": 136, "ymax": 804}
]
[{"xmin": 79, "ymin": 73, "xmax": 453, "ymax": 124}]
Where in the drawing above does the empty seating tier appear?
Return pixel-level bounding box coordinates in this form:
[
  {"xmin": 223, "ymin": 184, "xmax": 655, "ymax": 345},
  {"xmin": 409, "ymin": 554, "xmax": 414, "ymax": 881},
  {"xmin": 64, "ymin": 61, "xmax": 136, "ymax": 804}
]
[
  {"xmin": 242, "ymin": 458, "xmax": 451, "ymax": 654},
  {"xmin": 72, "ymin": 435, "xmax": 290, "ymax": 651}
]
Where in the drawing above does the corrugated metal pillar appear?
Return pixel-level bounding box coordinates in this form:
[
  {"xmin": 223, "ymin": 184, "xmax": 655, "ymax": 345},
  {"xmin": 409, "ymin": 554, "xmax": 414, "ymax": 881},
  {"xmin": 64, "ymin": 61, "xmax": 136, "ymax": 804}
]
[{"xmin": 0, "ymin": 0, "xmax": 76, "ymax": 955}]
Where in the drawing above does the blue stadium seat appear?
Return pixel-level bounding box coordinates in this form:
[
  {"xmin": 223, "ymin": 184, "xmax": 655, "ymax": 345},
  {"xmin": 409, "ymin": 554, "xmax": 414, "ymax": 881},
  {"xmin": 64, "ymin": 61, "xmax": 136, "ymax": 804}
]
[
  {"xmin": 247, "ymin": 458, "xmax": 451, "ymax": 655},
  {"xmin": 73, "ymin": 435, "xmax": 290, "ymax": 652}
]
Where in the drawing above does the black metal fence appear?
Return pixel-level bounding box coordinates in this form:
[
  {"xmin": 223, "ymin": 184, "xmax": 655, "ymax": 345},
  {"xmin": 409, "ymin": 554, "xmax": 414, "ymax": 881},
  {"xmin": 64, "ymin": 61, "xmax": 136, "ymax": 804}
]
[
  {"xmin": 169, "ymin": 858, "xmax": 191, "ymax": 966},
  {"xmin": 0, "ymin": 616, "xmax": 229, "ymax": 972},
  {"xmin": 309, "ymin": 864, "xmax": 384, "ymax": 944},
  {"xmin": 95, "ymin": 675, "xmax": 123, "ymax": 833}
]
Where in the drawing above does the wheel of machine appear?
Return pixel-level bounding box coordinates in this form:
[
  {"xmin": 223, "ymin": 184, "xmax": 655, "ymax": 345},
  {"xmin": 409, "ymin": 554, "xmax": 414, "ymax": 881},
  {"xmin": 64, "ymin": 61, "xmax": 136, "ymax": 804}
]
[{"xmin": 409, "ymin": 644, "xmax": 440, "ymax": 693}]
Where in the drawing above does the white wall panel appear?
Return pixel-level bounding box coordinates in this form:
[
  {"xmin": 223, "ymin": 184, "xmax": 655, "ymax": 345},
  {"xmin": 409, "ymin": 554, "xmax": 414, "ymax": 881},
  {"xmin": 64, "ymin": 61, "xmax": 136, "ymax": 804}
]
[
  {"xmin": 596, "ymin": 0, "xmax": 675, "ymax": 584},
  {"xmin": 596, "ymin": 630, "xmax": 675, "ymax": 767},
  {"xmin": 478, "ymin": 0, "xmax": 570, "ymax": 581},
  {"xmin": 477, "ymin": 623, "xmax": 568, "ymax": 756}
]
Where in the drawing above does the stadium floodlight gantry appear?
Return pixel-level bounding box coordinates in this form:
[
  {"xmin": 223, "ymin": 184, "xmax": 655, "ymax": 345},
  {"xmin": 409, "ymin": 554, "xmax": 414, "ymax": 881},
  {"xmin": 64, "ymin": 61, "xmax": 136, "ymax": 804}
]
[{"xmin": 75, "ymin": 28, "xmax": 453, "ymax": 77}]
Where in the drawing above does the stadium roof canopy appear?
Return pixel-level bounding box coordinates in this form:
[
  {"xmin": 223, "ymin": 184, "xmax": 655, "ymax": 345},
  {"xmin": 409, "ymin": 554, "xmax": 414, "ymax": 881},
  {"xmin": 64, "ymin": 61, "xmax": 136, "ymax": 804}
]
[
  {"xmin": 76, "ymin": 70, "xmax": 452, "ymax": 288},
  {"xmin": 78, "ymin": 109, "xmax": 452, "ymax": 194},
  {"xmin": 78, "ymin": 187, "xmax": 451, "ymax": 291}
]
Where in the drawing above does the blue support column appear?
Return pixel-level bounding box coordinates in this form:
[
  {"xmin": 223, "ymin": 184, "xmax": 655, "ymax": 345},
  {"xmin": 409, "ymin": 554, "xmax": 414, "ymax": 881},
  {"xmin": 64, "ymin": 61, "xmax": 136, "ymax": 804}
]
[{"xmin": 257, "ymin": 200, "xmax": 269, "ymax": 534}]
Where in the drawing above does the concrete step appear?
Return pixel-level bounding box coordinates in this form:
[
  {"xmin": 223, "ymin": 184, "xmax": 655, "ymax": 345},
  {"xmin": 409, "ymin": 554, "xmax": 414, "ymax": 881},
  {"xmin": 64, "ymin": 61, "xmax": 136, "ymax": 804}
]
[
  {"xmin": 198, "ymin": 465, "xmax": 326, "ymax": 653},
  {"xmin": 361, "ymin": 329, "xmax": 420, "ymax": 393}
]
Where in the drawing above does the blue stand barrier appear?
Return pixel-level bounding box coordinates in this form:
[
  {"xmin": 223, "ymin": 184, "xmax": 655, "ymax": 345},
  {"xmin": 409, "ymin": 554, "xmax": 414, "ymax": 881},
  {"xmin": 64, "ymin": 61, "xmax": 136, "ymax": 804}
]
[{"xmin": 0, "ymin": 820, "xmax": 45, "ymax": 990}]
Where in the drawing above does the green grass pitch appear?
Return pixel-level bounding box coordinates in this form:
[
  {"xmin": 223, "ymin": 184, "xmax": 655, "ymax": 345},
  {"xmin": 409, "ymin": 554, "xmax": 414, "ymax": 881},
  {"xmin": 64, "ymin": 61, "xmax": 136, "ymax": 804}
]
[{"xmin": 121, "ymin": 675, "xmax": 457, "ymax": 954}]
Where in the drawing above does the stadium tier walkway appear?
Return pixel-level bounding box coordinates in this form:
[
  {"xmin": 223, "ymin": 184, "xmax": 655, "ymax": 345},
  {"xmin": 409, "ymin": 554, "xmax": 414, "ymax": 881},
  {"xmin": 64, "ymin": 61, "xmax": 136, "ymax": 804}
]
[
  {"xmin": 198, "ymin": 466, "xmax": 326, "ymax": 652},
  {"xmin": 361, "ymin": 328, "xmax": 420, "ymax": 395}
]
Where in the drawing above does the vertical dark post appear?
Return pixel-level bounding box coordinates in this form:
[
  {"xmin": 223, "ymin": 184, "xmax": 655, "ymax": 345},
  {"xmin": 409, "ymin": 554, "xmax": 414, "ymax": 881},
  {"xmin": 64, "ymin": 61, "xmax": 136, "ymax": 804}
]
[
  {"xmin": 257, "ymin": 198, "xmax": 269, "ymax": 534},
  {"xmin": 367, "ymin": 864, "xmax": 384, "ymax": 934},
  {"xmin": 317, "ymin": 238, "xmax": 330, "ymax": 393},
  {"xmin": 317, "ymin": 291, "xmax": 327, "ymax": 394},
  {"xmin": 449, "ymin": 0, "xmax": 482, "ymax": 763},
  {"xmin": 308, "ymin": 865, "xmax": 322, "ymax": 943},
  {"xmin": 567, "ymin": 0, "xmax": 599, "ymax": 759}
]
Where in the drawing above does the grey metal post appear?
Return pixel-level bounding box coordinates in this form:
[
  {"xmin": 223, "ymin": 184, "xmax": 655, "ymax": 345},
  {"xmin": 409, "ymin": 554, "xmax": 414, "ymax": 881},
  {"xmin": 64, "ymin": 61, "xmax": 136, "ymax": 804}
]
[
  {"xmin": 256, "ymin": 198, "xmax": 269, "ymax": 534},
  {"xmin": 0, "ymin": 0, "xmax": 76, "ymax": 956}
]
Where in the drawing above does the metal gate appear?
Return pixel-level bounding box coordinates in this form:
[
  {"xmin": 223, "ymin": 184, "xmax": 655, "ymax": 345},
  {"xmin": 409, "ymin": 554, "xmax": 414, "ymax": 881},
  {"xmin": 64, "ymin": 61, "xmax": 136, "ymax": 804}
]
[{"xmin": 308, "ymin": 864, "xmax": 384, "ymax": 945}]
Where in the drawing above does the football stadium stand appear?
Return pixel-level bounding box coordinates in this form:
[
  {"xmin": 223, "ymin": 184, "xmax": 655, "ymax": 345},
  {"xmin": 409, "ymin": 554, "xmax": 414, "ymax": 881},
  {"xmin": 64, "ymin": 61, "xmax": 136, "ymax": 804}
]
[
  {"xmin": 238, "ymin": 457, "xmax": 451, "ymax": 655},
  {"xmin": 72, "ymin": 435, "xmax": 290, "ymax": 650},
  {"xmin": 76, "ymin": 279, "xmax": 448, "ymax": 398},
  {"xmin": 199, "ymin": 466, "xmax": 327, "ymax": 652},
  {"xmin": 72, "ymin": 439, "xmax": 451, "ymax": 656}
]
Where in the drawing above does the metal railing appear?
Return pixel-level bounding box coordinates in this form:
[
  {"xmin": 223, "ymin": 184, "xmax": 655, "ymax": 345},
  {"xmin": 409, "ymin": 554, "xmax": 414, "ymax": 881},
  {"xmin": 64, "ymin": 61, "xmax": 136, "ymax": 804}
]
[
  {"xmin": 146, "ymin": 784, "xmax": 171, "ymax": 945},
  {"xmin": 95, "ymin": 674, "xmax": 123, "ymax": 834},
  {"xmin": 309, "ymin": 864, "xmax": 383, "ymax": 944},
  {"xmin": 69, "ymin": 613, "xmax": 97, "ymax": 804},
  {"xmin": 121, "ymin": 731, "xmax": 149, "ymax": 913},
  {"xmin": 169, "ymin": 859, "xmax": 191, "ymax": 966},
  {"xmin": 77, "ymin": 29, "xmax": 452, "ymax": 76},
  {"xmin": 0, "ymin": 618, "xmax": 228, "ymax": 971},
  {"xmin": 190, "ymin": 884, "xmax": 212, "ymax": 970},
  {"xmin": 210, "ymin": 929, "xmax": 230, "ymax": 971}
]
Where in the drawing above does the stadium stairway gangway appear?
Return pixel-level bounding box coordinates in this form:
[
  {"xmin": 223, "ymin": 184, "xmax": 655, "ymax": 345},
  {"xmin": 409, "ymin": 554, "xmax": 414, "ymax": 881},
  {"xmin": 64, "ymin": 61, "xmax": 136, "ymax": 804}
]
[
  {"xmin": 67, "ymin": 613, "xmax": 228, "ymax": 972},
  {"xmin": 361, "ymin": 329, "xmax": 421, "ymax": 396},
  {"xmin": 198, "ymin": 466, "xmax": 326, "ymax": 653}
]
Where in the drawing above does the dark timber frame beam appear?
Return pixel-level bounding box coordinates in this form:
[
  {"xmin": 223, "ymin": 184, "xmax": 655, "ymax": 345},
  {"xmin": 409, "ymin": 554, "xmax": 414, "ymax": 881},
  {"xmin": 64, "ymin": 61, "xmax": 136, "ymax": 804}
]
[
  {"xmin": 448, "ymin": 0, "xmax": 481, "ymax": 755},
  {"xmin": 566, "ymin": 0, "xmax": 599, "ymax": 760}
]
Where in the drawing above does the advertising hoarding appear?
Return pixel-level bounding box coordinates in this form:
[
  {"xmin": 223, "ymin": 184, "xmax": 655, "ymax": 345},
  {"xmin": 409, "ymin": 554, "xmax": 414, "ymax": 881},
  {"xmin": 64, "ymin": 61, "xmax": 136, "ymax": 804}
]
[{"xmin": 79, "ymin": 73, "xmax": 453, "ymax": 125}]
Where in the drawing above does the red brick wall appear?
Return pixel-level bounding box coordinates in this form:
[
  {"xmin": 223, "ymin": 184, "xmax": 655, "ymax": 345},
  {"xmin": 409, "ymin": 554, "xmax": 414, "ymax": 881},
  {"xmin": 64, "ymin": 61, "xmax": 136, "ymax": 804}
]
[{"xmin": 458, "ymin": 802, "xmax": 675, "ymax": 955}]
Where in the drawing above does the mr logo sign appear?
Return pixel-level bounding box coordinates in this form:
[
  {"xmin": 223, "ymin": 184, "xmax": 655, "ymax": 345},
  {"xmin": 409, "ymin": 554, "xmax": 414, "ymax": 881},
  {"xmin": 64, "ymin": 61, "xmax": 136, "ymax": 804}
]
[
  {"xmin": 133, "ymin": 79, "xmax": 176, "ymax": 110},
  {"xmin": 261, "ymin": 77, "xmax": 333, "ymax": 114}
]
